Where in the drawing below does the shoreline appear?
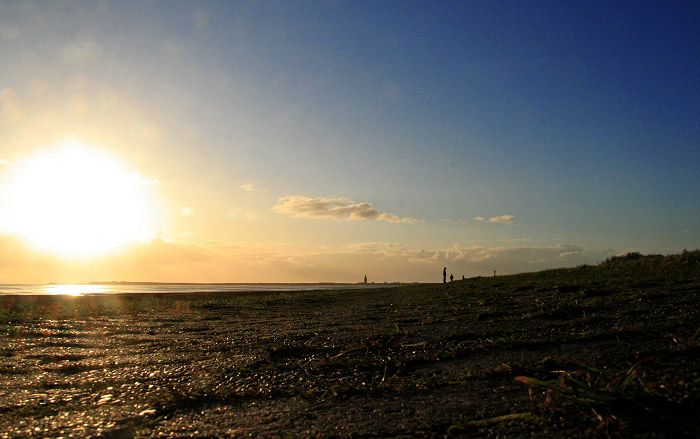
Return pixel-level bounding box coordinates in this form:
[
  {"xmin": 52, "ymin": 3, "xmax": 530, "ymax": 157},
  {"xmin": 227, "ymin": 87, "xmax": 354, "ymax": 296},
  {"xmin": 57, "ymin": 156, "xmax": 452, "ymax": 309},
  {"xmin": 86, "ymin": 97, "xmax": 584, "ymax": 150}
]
[{"xmin": 0, "ymin": 282, "xmax": 409, "ymax": 296}]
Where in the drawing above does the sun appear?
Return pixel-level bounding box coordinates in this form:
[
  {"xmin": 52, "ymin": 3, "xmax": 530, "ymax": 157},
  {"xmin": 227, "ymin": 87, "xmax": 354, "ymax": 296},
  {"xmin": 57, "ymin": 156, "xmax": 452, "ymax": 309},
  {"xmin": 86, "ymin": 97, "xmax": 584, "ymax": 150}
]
[{"xmin": 1, "ymin": 140, "xmax": 157, "ymax": 257}]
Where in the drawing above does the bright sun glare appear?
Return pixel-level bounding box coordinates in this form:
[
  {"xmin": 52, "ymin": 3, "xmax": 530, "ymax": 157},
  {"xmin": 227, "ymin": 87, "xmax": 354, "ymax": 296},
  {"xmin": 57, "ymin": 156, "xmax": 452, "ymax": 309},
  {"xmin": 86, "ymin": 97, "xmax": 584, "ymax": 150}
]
[{"xmin": 2, "ymin": 140, "xmax": 156, "ymax": 257}]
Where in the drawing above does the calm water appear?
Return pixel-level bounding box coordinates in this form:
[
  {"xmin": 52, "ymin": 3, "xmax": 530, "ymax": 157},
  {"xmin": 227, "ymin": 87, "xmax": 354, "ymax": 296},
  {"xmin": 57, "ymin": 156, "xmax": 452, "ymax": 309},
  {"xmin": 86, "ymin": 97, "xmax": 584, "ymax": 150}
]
[{"xmin": 0, "ymin": 283, "xmax": 403, "ymax": 296}]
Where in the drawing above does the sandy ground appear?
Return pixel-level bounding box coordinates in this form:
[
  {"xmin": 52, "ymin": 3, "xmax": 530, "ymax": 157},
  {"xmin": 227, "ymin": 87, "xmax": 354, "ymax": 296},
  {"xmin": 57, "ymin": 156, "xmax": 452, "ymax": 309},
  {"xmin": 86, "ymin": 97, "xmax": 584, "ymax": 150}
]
[{"xmin": 1, "ymin": 258, "xmax": 699, "ymax": 438}]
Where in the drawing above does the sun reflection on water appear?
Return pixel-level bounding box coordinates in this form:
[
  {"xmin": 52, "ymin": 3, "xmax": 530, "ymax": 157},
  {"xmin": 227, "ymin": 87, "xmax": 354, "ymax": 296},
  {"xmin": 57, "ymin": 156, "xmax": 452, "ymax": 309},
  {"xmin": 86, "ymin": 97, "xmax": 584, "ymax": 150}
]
[{"xmin": 43, "ymin": 284, "xmax": 107, "ymax": 296}]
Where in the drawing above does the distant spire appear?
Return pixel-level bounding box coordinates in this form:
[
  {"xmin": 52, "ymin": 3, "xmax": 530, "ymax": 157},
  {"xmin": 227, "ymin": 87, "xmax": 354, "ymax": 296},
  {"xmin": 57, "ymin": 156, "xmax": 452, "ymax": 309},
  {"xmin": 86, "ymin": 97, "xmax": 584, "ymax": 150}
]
[{"xmin": 363, "ymin": 274, "xmax": 367, "ymax": 284}]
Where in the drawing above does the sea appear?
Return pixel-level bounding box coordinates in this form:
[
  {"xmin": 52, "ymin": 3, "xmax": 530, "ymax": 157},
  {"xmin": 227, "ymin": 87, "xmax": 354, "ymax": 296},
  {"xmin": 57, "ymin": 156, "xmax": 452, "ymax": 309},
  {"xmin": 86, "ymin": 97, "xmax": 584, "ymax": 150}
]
[{"xmin": 0, "ymin": 282, "xmax": 403, "ymax": 296}]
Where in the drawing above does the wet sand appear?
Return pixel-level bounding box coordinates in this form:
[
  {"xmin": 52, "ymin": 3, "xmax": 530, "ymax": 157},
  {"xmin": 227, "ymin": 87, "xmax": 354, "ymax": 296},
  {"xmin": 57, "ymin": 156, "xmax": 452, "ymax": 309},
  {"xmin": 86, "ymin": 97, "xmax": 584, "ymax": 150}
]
[{"xmin": 1, "ymin": 254, "xmax": 699, "ymax": 437}]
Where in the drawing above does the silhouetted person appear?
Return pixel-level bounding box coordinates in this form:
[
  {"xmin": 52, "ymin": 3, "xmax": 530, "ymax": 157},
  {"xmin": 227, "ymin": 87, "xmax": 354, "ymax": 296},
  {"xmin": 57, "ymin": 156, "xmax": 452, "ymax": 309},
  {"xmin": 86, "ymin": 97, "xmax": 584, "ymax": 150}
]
[
  {"xmin": 450, "ymin": 274, "xmax": 454, "ymax": 282},
  {"xmin": 443, "ymin": 267, "xmax": 447, "ymax": 283}
]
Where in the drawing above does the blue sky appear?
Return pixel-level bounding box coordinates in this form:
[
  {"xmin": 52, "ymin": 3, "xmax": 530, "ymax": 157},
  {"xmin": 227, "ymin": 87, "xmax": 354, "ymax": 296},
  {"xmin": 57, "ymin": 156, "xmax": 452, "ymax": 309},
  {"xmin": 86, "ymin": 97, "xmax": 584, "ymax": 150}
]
[{"xmin": 0, "ymin": 1, "xmax": 698, "ymax": 282}]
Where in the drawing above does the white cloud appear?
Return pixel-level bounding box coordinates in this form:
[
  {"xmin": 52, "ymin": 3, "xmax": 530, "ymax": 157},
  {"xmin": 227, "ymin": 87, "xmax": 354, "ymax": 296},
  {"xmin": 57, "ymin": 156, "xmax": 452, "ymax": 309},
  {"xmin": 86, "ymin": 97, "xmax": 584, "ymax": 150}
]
[
  {"xmin": 273, "ymin": 195, "xmax": 420, "ymax": 224},
  {"xmin": 473, "ymin": 217, "xmax": 485, "ymax": 221},
  {"xmin": 559, "ymin": 252, "xmax": 579, "ymax": 258},
  {"xmin": 489, "ymin": 215, "xmax": 515, "ymax": 224}
]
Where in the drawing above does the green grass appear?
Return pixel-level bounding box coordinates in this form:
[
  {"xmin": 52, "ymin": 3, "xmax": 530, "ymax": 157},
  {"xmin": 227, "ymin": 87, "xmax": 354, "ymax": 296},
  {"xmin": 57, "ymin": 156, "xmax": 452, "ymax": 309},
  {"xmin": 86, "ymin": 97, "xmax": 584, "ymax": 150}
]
[{"xmin": 516, "ymin": 361, "xmax": 700, "ymax": 435}]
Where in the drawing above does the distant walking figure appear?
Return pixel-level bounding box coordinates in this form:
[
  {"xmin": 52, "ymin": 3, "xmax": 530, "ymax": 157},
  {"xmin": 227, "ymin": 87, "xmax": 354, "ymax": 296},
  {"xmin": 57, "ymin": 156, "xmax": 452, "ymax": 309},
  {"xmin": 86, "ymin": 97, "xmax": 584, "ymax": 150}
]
[
  {"xmin": 443, "ymin": 267, "xmax": 447, "ymax": 284},
  {"xmin": 450, "ymin": 274, "xmax": 454, "ymax": 282}
]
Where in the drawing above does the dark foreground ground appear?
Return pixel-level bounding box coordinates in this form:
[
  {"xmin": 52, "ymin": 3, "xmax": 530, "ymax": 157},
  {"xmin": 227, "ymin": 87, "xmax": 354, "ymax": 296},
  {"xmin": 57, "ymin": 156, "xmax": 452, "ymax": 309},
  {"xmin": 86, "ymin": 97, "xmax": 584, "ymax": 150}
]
[{"xmin": 1, "ymin": 251, "xmax": 700, "ymax": 438}]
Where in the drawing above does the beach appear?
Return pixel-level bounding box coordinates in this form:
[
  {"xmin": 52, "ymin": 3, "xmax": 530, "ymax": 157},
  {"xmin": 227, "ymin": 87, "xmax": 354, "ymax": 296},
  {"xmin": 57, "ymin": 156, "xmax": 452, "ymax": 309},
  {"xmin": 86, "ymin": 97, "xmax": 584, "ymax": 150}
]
[{"xmin": 1, "ymin": 252, "xmax": 699, "ymax": 438}]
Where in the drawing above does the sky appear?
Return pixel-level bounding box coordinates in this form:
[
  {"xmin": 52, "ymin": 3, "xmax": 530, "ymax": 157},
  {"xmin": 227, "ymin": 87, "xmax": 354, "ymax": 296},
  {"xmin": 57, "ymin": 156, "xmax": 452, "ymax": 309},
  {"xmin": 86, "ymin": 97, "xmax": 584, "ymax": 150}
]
[{"xmin": 0, "ymin": 1, "xmax": 698, "ymax": 283}]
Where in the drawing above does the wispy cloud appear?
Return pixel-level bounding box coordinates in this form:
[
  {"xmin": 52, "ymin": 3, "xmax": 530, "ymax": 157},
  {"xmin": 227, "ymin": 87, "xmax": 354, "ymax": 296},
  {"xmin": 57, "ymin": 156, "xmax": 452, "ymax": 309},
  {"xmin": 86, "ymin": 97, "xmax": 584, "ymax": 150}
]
[
  {"xmin": 0, "ymin": 159, "xmax": 10, "ymax": 166},
  {"xmin": 345, "ymin": 241, "xmax": 407, "ymax": 255},
  {"xmin": 473, "ymin": 215, "xmax": 515, "ymax": 224},
  {"xmin": 406, "ymin": 243, "xmax": 587, "ymax": 267},
  {"xmin": 241, "ymin": 183, "xmax": 268, "ymax": 192},
  {"xmin": 489, "ymin": 215, "xmax": 515, "ymax": 224},
  {"xmin": 441, "ymin": 218, "xmax": 471, "ymax": 225},
  {"xmin": 226, "ymin": 208, "xmax": 260, "ymax": 222},
  {"xmin": 0, "ymin": 233, "xmax": 610, "ymax": 283},
  {"xmin": 273, "ymin": 195, "xmax": 420, "ymax": 224}
]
